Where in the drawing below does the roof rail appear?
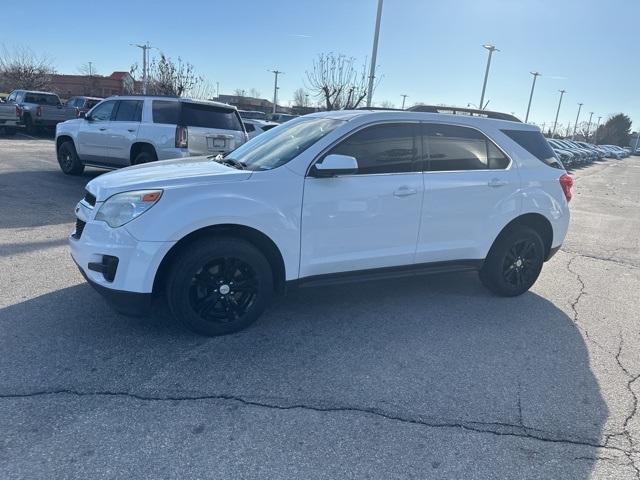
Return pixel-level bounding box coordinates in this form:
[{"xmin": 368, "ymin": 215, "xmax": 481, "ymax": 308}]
[{"xmin": 407, "ymin": 105, "xmax": 521, "ymax": 122}]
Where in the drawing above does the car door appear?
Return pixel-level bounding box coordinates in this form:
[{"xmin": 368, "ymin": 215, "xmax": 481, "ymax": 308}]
[
  {"xmin": 415, "ymin": 123, "xmax": 520, "ymax": 263},
  {"xmin": 300, "ymin": 122, "xmax": 424, "ymax": 278},
  {"xmin": 76, "ymin": 99, "xmax": 116, "ymax": 163},
  {"xmin": 105, "ymin": 100, "xmax": 143, "ymax": 166}
]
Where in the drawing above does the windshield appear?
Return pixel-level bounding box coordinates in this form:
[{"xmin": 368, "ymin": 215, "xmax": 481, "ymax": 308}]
[{"xmin": 224, "ymin": 117, "xmax": 344, "ymax": 171}]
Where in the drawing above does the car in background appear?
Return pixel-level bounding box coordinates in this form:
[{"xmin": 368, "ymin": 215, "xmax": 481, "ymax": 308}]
[
  {"xmin": 1, "ymin": 90, "xmax": 77, "ymax": 134},
  {"xmin": 66, "ymin": 96, "xmax": 102, "ymax": 118},
  {"xmin": 55, "ymin": 96, "xmax": 248, "ymax": 175},
  {"xmin": 600, "ymin": 145, "xmax": 626, "ymax": 159},
  {"xmin": 267, "ymin": 113, "xmax": 299, "ymax": 123},
  {"xmin": 242, "ymin": 119, "xmax": 279, "ymax": 139},
  {"xmin": 238, "ymin": 110, "xmax": 267, "ymax": 120},
  {"xmin": 547, "ymin": 139, "xmax": 586, "ymax": 165}
]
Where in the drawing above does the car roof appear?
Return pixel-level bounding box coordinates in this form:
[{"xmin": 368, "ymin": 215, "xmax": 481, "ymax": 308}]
[
  {"xmin": 242, "ymin": 119, "xmax": 278, "ymax": 125},
  {"xmin": 103, "ymin": 95, "xmax": 237, "ymax": 110},
  {"xmin": 305, "ymin": 109, "xmax": 537, "ymax": 130}
]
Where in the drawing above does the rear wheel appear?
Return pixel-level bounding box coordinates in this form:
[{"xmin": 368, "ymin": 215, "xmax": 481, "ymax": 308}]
[
  {"xmin": 479, "ymin": 226, "xmax": 545, "ymax": 296},
  {"xmin": 132, "ymin": 148, "xmax": 157, "ymax": 165},
  {"xmin": 23, "ymin": 115, "xmax": 36, "ymax": 135},
  {"xmin": 165, "ymin": 237, "xmax": 273, "ymax": 336},
  {"xmin": 57, "ymin": 141, "xmax": 85, "ymax": 175}
]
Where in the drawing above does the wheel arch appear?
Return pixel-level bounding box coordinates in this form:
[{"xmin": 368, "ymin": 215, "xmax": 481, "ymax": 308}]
[
  {"xmin": 153, "ymin": 224, "xmax": 287, "ymax": 295},
  {"xmin": 130, "ymin": 142, "xmax": 157, "ymax": 164},
  {"xmin": 491, "ymin": 213, "xmax": 553, "ymax": 260},
  {"xmin": 56, "ymin": 135, "xmax": 75, "ymax": 151}
]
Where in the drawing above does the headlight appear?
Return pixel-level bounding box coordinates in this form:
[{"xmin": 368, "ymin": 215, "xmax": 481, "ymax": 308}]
[{"xmin": 95, "ymin": 190, "xmax": 163, "ymax": 228}]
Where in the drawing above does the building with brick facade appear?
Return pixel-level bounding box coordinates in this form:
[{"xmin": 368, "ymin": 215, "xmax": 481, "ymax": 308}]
[{"xmin": 48, "ymin": 71, "xmax": 139, "ymax": 99}]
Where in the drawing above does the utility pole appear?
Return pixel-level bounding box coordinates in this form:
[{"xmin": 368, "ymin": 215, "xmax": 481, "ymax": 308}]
[
  {"xmin": 269, "ymin": 70, "xmax": 283, "ymax": 114},
  {"xmin": 525, "ymin": 71, "xmax": 540, "ymax": 123},
  {"xmin": 131, "ymin": 42, "xmax": 152, "ymax": 94},
  {"xmin": 541, "ymin": 122, "xmax": 546, "ymax": 134},
  {"xmin": 594, "ymin": 116, "xmax": 602, "ymax": 144},
  {"xmin": 366, "ymin": 0, "xmax": 384, "ymax": 107},
  {"xmin": 586, "ymin": 112, "xmax": 594, "ymax": 142},
  {"xmin": 400, "ymin": 94, "xmax": 408, "ymax": 110},
  {"xmin": 479, "ymin": 44, "xmax": 499, "ymax": 111},
  {"xmin": 552, "ymin": 89, "xmax": 566, "ymax": 138},
  {"xmin": 572, "ymin": 102, "xmax": 583, "ymax": 140},
  {"xmin": 565, "ymin": 123, "xmax": 571, "ymax": 138},
  {"xmin": 216, "ymin": 81, "xmax": 220, "ymax": 99},
  {"xmin": 88, "ymin": 61, "xmax": 93, "ymax": 77}
]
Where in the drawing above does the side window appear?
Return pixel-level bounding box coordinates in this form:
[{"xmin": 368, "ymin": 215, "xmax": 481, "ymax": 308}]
[
  {"xmin": 7, "ymin": 92, "xmax": 16, "ymax": 103},
  {"xmin": 113, "ymin": 100, "xmax": 143, "ymax": 122},
  {"xmin": 244, "ymin": 122, "xmax": 255, "ymax": 132},
  {"xmin": 90, "ymin": 100, "xmax": 116, "ymax": 121},
  {"xmin": 424, "ymin": 124, "xmax": 509, "ymax": 171},
  {"xmin": 327, "ymin": 123, "xmax": 418, "ymax": 174},
  {"xmin": 152, "ymin": 100, "xmax": 180, "ymax": 124}
]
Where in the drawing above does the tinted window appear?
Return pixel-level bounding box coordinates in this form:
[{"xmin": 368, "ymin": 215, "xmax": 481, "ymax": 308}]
[
  {"xmin": 425, "ymin": 124, "xmax": 509, "ymax": 171},
  {"xmin": 181, "ymin": 103, "xmax": 243, "ymax": 131},
  {"xmin": 24, "ymin": 93, "xmax": 60, "ymax": 105},
  {"xmin": 152, "ymin": 100, "xmax": 180, "ymax": 124},
  {"xmin": 502, "ymin": 129, "xmax": 563, "ymax": 169},
  {"xmin": 243, "ymin": 122, "xmax": 255, "ymax": 132},
  {"xmin": 114, "ymin": 100, "xmax": 142, "ymax": 122},
  {"xmin": 328, "ymin": 123, "xmax": 418, "ymax": 174},
  {"xmin": 89, "ymin": 100, "xmax": 116, "ymax": 121},
  {"xmin": 85, "ymin": 99, "xmax": 100, "ymax": 109}
]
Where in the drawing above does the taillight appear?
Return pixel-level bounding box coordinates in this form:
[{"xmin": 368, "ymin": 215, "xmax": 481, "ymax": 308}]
[
  {"xmin": 15, "ymin": 105, "xmax": 22, "ymax": 117},
  {"xmin": 35, "ymin": 106, "xmax": 42, "ymax": 117},
  {"xmin": 175, "ymin": 125, "xmax": 188, "ymax": 148},
  {"xmin": 559, "ymin": 174, "xmax": 573, "ymax": 202},
  {"xmin": 75, "ymin": 107, "xmax": 81, "ymax": 117}
]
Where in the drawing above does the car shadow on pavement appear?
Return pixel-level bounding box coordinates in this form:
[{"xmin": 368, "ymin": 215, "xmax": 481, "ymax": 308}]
[
  {"xmin": 0, "ymin": 272, "xmax": 606, "ymax": 478},
  {"xmin": 0, "ymin": 169, "xmax": 103, "ymax": 228}
]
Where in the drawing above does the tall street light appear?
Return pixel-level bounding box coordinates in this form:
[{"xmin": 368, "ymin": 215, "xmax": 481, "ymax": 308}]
[
  {"xmin": 269, "ymin": 70, "xmax": 283, "ymax": 114},
  {"xmin": 524, "ymin": 71, "xmax": 540, "ymax": 123},
  {"xmin": 131, "ymin": 41, "xmax": 152, "ymax": 94},
  {"xmin": 572, "ymin": 102, "xmax": 583, "ymax": 140},
  {"xmin": 479, "ymin": 44, "xmax": 499, "ymax": 111},
  {"xmin": 552, "ymin": 89, "xmax": 566, "ymax": 138},
  {"xmin": 594, "ymin": 116, "xmax": 602, "ymax": 144},
  {"xmin": 400, "ymin": 94, "xmax": 408, "ymax": 109},
  {"xmin": 586, "ymin": 112, "xmax": 594, "ymax": 142},
  {"xmin": 366, "ymin": 0, "xmax": 384, "ymax": 107}
]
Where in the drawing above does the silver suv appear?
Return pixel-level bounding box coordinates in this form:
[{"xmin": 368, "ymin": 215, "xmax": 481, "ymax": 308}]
[{"xmin": 55, "ymin": 96, "xmax": 247, "ymax": 175}]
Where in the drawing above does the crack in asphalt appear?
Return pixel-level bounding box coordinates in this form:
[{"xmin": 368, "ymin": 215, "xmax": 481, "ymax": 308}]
[
  {"xmin": 561, "ymin": 249, "xmax": 640, "ymax": 270},
  {"xmin": 0, "ymin": 387, "xmax": 634, "ymax": 456}
]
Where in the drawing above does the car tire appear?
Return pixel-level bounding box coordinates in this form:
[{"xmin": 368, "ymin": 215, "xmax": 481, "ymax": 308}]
[
  {"xmin": 23, "ymin": 115, "xmax": 35, "ymax": 135},
  {"xmin": 165, "ymin": 237, "xmax": 273, "ymax": 336},
  {"xmin": 132, "ymin": 148, "xmax": 157, "ymax": 165},
  {"xmin": 479, "ymin": 226, "xmax": 545, "ymax": 297},
  {"xmin": 3, "ymin": 127, "xmax": 16, "ymax": 136},
  {"xmin": 57, "ymin": 141, "xmax": 85, "ymax": 175}
]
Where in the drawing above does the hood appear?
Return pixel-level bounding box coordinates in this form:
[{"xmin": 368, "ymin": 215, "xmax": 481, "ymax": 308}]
[{"xmin": 86, "ymin": 156, "xmax": 252, "ymax": 201}]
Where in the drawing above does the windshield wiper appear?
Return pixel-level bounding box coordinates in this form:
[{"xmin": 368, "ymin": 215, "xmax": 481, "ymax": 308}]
[{"xmin": 212, "ymin": 155, "xmax": 245, "ymax": 170}]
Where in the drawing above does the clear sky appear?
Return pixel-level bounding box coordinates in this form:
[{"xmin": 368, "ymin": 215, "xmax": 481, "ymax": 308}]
[{"xmin": 2, "ymin": 0, "xmax": 637, "ymax": 130}]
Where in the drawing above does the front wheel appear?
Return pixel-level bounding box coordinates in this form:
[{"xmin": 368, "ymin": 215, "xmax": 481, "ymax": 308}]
[
  {"xmin": 479, "ymin": 226, "xmax": 545, "ymax": 296},
  {"xmin": 57, "ymin": 141, "xmax": 85, "ymax": 175},
  {"xmin": 165, "ymin": 237, "xmax": 273, "ymax": 336}
]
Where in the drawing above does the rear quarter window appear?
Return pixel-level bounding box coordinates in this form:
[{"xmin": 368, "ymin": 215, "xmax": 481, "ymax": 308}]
[
  {"xmin": 501, "ymin": 129, "xmax": 563, "ymax": 169},
  {"xmin": 180, "ymin": 103, "xmax": 243, "ymax": 131},
  {"xmin": 152, "ymin": 100, "xmax": 181, "ymax": 124}
]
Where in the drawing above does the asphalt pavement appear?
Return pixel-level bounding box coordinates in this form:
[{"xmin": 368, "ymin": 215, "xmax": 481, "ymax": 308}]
[{"xmin": 1, "ymin": 133, "xmax": 639, "ymax": 479}]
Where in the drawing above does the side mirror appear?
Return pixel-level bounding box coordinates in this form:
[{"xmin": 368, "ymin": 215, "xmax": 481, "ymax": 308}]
[
  {"xmin": 84, "ymin": 113, "xmax": 92, "ymax": 122},
  {"xmin": 311, "ymin": 154, "xmax": 358, "ymax": 177}
]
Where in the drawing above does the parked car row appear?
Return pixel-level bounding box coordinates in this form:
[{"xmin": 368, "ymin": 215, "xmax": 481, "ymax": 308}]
[
  {"xmin": 545, "ymin": 137, "xmax": 630, "ymax": 167},
  {"xmin": 238, "ymin": 109, "xmax": 299, "ymax": 123}
]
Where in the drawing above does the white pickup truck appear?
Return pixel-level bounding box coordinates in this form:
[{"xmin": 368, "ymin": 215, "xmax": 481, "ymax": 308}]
[{"xmin": 0, "ymin": 90, "xmax": 76, "ymax": 135}]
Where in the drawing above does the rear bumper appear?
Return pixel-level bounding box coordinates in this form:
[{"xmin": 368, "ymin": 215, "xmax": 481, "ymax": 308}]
[{"xmin": 75, "ymin": 260, "xmax": 152, "ymax": 316}]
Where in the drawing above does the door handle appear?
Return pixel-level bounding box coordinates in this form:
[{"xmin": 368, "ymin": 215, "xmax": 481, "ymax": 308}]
[
  {"xmin": 99, "ymin": 127, "xmax": 107, "ymax": 131},
  {"xmin": 127, "ymin": 128, "xmax": 136, "ymax": 132},
  {"xmin": 487, "ymin": 178, "xmax": 508, "ymax": 188},
  {"xmin": 393, "ymin": 186, "xmax": 418, "ymax": 197}
]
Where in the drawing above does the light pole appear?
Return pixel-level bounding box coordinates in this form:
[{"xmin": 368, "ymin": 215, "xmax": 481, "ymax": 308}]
[
  {"xmin": 216, "ymin": 81, "xmax": 220, "ymax": 99},
  {"xmin": 479, "ymin": 44, "xmax": 499, "ymax": 111},
  {"xmin": 366, "ymin": 0, "xmax": 384, "ymax": 107},
  {"xmin": 131, "ymin": 42, "xmax": 152, "ymax": 94},
  {"xmin": 269, "ymin": 70, "xmax": 283, "ymax": 114},
  {"xmin": 572, "ymin": 102, "xmax": 583, "ymax": 140},
  {"xmin": 552, "ymin": 89, "xmax": 566, "ymax": 138},
  {"xmin": 594, "ymin": 116, "xmax": 602, "ymax": 144},
  {"xmin": 586, "ymin": 112, "xmax": 594, "ymax": 141},
  {"xmin": 524, "ymin": 71, "xmax": 540, "ymax": 123},
  {"xmin": 400, "ymin": 94, "xmax": 408, "ymax": 109}
]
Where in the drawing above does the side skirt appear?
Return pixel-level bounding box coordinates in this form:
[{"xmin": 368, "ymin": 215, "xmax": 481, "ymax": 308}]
[{"xmin": 289, "ymin": 259, "xmax": 484, "ymax": 289}]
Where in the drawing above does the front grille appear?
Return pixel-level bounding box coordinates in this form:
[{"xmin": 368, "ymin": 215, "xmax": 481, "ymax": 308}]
[
  {"xmin": 72, "ymin": 219, "xmax": 86, "ymax": 239},
  {"xmin": 84, "ymin": 191, "xmax": 96, "ymax": 207}
]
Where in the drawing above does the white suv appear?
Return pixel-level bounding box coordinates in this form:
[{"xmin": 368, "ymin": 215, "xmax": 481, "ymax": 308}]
[
  {"xmin": 55, "ymin": 96, "xmax": 247, "ymax": 174},
  {"xmin": 70, "ymin": 109, "xmax": 572, "ymax": 336}
]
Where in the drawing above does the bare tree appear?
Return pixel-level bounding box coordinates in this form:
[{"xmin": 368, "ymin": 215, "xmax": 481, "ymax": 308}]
[
  {"xmin": 248, "ymin": 87, "xmax": 261, "ymax": 98},
  {"xmin": 305, "ymin": 52, "xmax": 379, "ymax": 110},
  {"xmin": 132, "ymin": 53, "xmax": 202, "ymax": 97},
  {"xmin": 293, "ymin": 87, "xmax": 309, "ymax": 107},
  {"xmin": 379, "ymin": 100, "xmax": 395, "ymax": 109},
  {"xmin": 233, "ymin": 88, "xmax": 247, "ymax": 97},
  {"xmin": 77, "ymin": 62, "xmax": 97, "ymax": 76},
  {"xmin": 0, "ymin": 44, "xmax": 56, "ymax": 91},
  {"xmin": 187, "ymin": 80, "xmax": 218, "ymax": 100}
]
